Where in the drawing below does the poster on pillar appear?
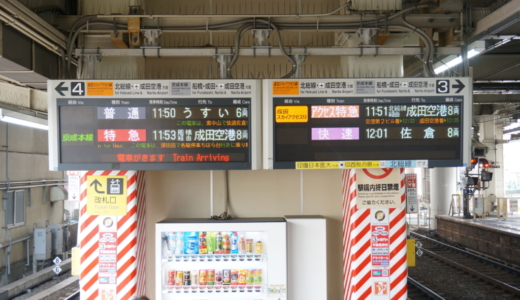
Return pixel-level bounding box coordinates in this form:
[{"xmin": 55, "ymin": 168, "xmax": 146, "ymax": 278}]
[
  {"xmin": 405, "ymin": 173, "xmax": 418, "ymax": 214},
  {"xmin": 356, "ymin": 168, "xmax": 401, "ymax": 209}
]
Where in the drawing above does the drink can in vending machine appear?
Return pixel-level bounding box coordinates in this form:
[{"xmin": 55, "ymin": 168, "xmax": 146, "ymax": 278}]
[
  {"xmin": 222, "ymin": 269, "xmax": 231, "ymax": 285},
  {"xmin": 246, "ymin": 270, "xmax": 255, "ymax": 285},
  {"xmin": 215, "ymin": 232, "xmax": 223, "ymax": 254},
  {"xmin": 167, "ymin": 270, "xmax": 176, "ymax": 287},
  {"xmin": 199, "ymin": 232, "xmax": 208, "ymax": 254},
  {"xmin": 238, "ymin": 269, "xmax": 247, "ymax": 285},
  {"xmin": 207, "ymin": 269, "xmax": 215, "ymax": 285},
  {"xmin": 191, "ymin": 270, "xmax": 199, "ymax": 285},
  {"xmin": 230, "ymin": 232, "xmax": 239, "ymax": 254},
  {"xmin": 199, "ymin": 270, "xmax": 207, "ymax": 285},
  {"xmin": 254, "ymin": 269, "xmax": 263, "ymax": 285},
  {"xmin": 215, "ymin": 270, "xmax": 223, "ymax": 285},
  {"xmin": 183, "ymin": 270, "xmax": 191, "ymax": 286},
  {"xmin": 175, "ymin": 271, "xmax": 184, "ymax": 286},
  {"xmin": 230, "ymin": 269, "xmax": 239, "ymax": 285}
]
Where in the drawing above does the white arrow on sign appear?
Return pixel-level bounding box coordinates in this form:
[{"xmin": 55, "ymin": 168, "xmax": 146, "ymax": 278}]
[
  {"xmin": 53, "ymin": 266, "xmax": 62, "ymax": 274},
  {"xmin": 53, "ymin": 257, "xmax": 62, "ymax": 265}
]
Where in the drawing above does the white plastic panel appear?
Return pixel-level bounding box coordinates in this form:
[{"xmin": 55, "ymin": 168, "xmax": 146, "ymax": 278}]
[{"xmin": 285, "ymin": 216, "xmax": 327, "ymax": 300}]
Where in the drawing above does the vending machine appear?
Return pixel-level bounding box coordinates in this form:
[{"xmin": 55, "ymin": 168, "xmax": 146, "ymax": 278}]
[{"xmin": 155, "ymin": 218, "xmax": 288, "ymax": 300}]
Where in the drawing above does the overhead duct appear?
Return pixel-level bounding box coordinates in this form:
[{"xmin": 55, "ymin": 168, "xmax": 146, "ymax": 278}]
[
  {"xmin": 0, "ymin": 22, "xmax": 63, "ymax": 89},
  {"xmin": 50, "ymin": 186, "xmax": 68, "ymax": 202}
]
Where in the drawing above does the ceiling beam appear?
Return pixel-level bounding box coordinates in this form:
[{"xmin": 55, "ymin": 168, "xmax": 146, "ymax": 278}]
[
  {"xmin": 55, "ymin": 13, "xmax": 461, "ymax": 32},
  {"xmin": 469, "ymin": 0, "xmax": 520, "ymax": 43},
  {"xmin": 74, "ymin": 46, "xmax": 461, "ymax": 57}
]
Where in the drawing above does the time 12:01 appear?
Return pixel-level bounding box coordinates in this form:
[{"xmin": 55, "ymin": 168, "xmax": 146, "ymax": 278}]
[{"xmin": 366, "ymin": 128, "xmax": 388, "ymax": 139}]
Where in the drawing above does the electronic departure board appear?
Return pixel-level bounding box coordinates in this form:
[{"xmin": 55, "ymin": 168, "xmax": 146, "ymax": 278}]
[
  {"xmin": 263, "ymin": 78, "xmax": 472, "ymax": 169},
  {"xmin": 48, "ymin": 80, "xmax": 261, "ymax": 170}
]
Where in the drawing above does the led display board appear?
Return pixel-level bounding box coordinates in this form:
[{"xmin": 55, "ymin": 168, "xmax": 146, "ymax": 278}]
[
  {"xmin": 48, "ymin": 80, "xmax": 261, "ymax": 170},
  {"xmin": 263, "ymin": 78, "xmax": 472, "ymax": 169}
]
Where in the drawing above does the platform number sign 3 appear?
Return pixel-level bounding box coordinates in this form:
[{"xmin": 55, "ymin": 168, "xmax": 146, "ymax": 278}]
[
  {"xmin": 71, "ymin": 82, "xmax": 85, "ymax": 96},
  {"xmin": 436, "ymin": 80, "xmax": 450, "ymax": 94}
]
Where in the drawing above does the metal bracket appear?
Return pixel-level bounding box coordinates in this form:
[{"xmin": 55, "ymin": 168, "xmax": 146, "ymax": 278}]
[
  {"xmin": 27, "ymin": 185, "xmax": 31, "ymax": 207},
  {"xmin": 215, "ymin": 54, "xmax": 232, "ymax": 79},
  {"xmin": 140, "ymin": 29, "xmax": 162, "ymax": 48},
  {"xmin": 251, "ymin": 29, "xmax": 272, "ymax": 47},
  {"xmin": 42, "ymin": 186, "xmax": 47, "ymax": 204},
  {"xmin": 113, "ymin": 18, "xmax": 118, "ymax": 38},
  {"xmin": 292, "ymin": 53, "xmax": 307, "ymax": 79},
  {"xmin": 357, "ymin": 28, "xmax": 379, "ymax": 46}
]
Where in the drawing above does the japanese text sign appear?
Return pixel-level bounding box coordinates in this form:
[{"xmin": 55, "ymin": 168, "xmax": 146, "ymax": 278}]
[
  {"xmin": 356, "ymin": 169, "xmax": 401, "ymax": 209},
  {"xmin": 87, "ymin": 175, "xmax": 127, "ymax": 215}
]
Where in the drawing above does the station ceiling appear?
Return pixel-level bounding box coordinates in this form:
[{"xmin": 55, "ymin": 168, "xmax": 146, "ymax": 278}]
[{"xmin": 0, "ymin": 0, "xmax": 519, "ymax": 121}]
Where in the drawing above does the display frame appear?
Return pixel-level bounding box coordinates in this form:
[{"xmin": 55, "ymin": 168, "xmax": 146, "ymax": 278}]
[
  {"xmin": 155, "ymin": 218, "xmax": 287, "ymax": 300},
  {"xmin": 263, "ymin": 78, "xmax": 472, "ymax": 169},
  {"xmin": 47, "ymin": 79, "xmax": 262, "ymax": 171}
]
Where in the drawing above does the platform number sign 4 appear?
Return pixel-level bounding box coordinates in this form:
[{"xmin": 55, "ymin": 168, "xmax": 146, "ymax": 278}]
[
  {"xmin": 71, "ymin": 82, "xmax": 85, "ymax": 96},
  {"xmin": 435, "ymin": 80, "xmax": 450, "ymax": 94},
  {"xmin": 436, "ymin": 80, "xmax": 450, "ymax": 94}
]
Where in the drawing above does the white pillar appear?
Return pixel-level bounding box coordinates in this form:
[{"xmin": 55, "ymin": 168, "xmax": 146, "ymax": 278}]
[{"xmin": 430, "ymin": 167, "xmax": 457, "ymax": 229}]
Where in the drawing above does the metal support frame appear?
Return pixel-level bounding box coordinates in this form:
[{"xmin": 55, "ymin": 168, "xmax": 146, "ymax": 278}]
[
  {"xmin": 251, "ymin": 29, "xmax": 272, "ymax": 47},
  {"xmin": 42, "ymin": 186, "xmax": 47, "ymax": 205},
  {"xmin": 357, "ymin": 28, "xmax": 379, "ymax": 45},
  {"xmin": 140, "ymin": 29, "xmax": 162, "ymax": 48},
  {"xmin": 76, "ymin": 46, "xmax": 460, "ymax": 57},
  {"xmin": 27, "ymin": 184, "xmax": 31, "ymax": 207},
  {"xmin": 292, "ymin": 54, "xmax": 307, "ymax": 79},
  {"xmin": 215, "ymin": 54, "xmax": 232, "ymax": 79}
]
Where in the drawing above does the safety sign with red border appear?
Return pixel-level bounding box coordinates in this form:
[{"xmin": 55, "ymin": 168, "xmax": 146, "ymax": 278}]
[{"xmin": 357, "ymin": 168, "xmax": 401, "ymax": 209}]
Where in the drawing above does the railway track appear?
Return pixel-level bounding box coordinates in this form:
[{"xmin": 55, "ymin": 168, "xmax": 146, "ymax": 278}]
[
  {"xmin": 411, "ymin": 231, "xmax": 520, "ymax": 297},
  {"xmin": 61, "ymin": 290, "xmax": 80, "ymax": 300},
  {"xmin": 407, "ymin": 276, "xmax": 446, "ymax": 300}
]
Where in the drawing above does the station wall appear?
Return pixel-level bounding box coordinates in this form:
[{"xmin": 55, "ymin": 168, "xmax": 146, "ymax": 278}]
[
  {"xmin": 146, "ymin": 169, "xmax": 344, "ymax": 299},
  {"xmin": 0, "ymin": 122, "xmax": 64, "ymax": 282}
]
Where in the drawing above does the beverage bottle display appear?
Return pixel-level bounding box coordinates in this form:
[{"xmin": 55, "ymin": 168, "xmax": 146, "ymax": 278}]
[
  {"xmin": 207, "ymin": 269, "xmax": 215, "ymax": 285},
  {"xmin": 166, "ymin": 232, "xmax": 176, "ymax": 255},
  {"xmin": 238, "ymin": 233, "xmax": 246, "ymax": 254},
  {"xmin": 238, "ymin": 269, "xmax": 247, "ymax": 285},
  {"xmin": 185, "ymin": 232, "xmax": 199, "ymax": 254},
  {"xmin": 207, "ymin": 232, "xmax": 215, "ymax": 254},
  {"xmin": 256, "ymin": 240, "xmax": 263, "ymax": 254},
  {"xmin": 199, "ymin": 270, "xmax": 207, "ymax": 285},
  {"xmin": 222, "ymin": 234, "xmax": 231, "ymax": 254},
  {"xmin": 230, "ymin": 232, "xmax": 239, "ymax": 254},
  {"xmin": 175, "ymin": 234, "xmax": 183, "ymax": 255},
  {"xmin": 246, "ymin": 239, "xmax": 253, "ymax": 254},
  {"xmin": 246, "ymin": 270, "xmax": 255, "ymax": 285},
  {"xmin": 230, "ymin": 269, "xmax": 238, "ymax": 285},
  {"xmin": 191, "ymin": 269, "xmax": 199, "ymax": 285},
  {"xmin": 199, "ymin": 232, "xmax": 207, "ymax": 254},
  {"xmin": 167, "ymin": 270, "xmax": 176, "ymax": 287},
  {"xmin": 175, "ymin": 271, "xmax": 184, "ymax": 286},
  {"xmin": 254, "ymin": 269, "xmax": 263, "ymax": 285},
  {"xmin": 215, "ymin": 270, "xmax": 223, "ymax": 285},
  {"xmin": 183, "ymin": 270, "xmax": 191, "ymax": 286},
  {"xmin": 222, "ymin": 269, "xmax": 231, "ymax": 285},
  {"xmin": 215, "ymin": 232, "xmax": 223, "ymax": 254}
]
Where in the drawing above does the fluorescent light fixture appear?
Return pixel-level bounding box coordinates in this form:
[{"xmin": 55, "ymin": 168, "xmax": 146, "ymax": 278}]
[
  {"xmin": 434, "ymin": 49, "xmax": 481, "ymax": 74},
  {"xmin": 0, "ymin": 108, "xmax": 48, "ymax": 130},
  {"xmin": 433, "ymin": 41, "xmax": 486, "ymax": 75}
]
